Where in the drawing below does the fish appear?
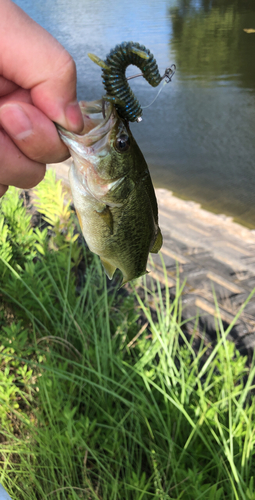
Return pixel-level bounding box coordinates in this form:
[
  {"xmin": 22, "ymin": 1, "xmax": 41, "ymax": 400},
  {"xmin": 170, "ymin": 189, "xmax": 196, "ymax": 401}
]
[{"xmin": 58, "ymin": 98, "xmax": 162, "ymax": 285}]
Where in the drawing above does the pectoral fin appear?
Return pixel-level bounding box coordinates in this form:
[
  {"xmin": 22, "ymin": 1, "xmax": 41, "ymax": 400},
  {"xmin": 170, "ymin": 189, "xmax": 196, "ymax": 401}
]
[
  {"xmin": 96, "ymin": 205, "xmax": 113, "ymax": 234},
  {"xmin": 100, "ymin": 258, "xmax": 116, "ymax": 280}
]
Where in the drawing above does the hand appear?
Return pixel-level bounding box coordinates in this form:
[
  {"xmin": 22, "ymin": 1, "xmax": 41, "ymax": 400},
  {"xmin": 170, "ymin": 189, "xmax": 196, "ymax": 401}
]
[{"xmin": 0, "ymin": 0, "xmax": 84, "ymax": 197}]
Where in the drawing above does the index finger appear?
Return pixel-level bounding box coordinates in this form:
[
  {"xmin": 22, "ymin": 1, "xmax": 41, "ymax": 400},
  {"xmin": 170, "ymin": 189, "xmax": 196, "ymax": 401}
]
[{"xmin": 0, "ymin": 0, "xmax": 83, "ymax": 131}]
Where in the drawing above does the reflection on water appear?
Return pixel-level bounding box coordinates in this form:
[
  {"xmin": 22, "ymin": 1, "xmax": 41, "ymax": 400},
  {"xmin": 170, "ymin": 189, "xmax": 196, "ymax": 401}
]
[
  {"xmin": 164, "ymin": 0, "xmax": 255, "ymax": 227},
  {"xmin": 14, "ymin": 0, "xmax": 255, "ymax": 227},
  {"xmin": 170, "ymin": 0, "xmax": 255, "ymax": 90}
]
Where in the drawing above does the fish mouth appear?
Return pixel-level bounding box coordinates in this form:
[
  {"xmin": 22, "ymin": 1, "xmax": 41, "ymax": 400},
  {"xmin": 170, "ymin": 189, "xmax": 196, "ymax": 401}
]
[
  {"xmin": 57, "ymin": 99, "xmax": 118, "ymax": 158},
  {"xmin": 57, "ymin": 99, "xmax": 127, "ymax": 205}
]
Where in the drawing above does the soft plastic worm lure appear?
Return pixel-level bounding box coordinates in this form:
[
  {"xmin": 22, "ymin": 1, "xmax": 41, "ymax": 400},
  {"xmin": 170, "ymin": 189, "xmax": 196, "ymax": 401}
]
[{"xmin": 88, "ymin": 41, "xmax": 175, "ymax": 122}]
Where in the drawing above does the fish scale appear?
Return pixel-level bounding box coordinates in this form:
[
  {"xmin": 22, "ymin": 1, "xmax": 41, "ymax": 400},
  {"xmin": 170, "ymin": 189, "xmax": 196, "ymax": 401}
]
[
  {"xmin": 58, "ymin": 98, "xmax": 162, "ymax": 285},
  {"xmin": 57, "ymin": 42, "xmax": 171, "ymax": 284}
]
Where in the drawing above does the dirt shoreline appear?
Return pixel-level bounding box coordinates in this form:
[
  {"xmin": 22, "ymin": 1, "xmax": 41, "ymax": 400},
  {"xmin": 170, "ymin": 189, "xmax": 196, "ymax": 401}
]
[
  {"xmin": 156, "ymin": 188, "xmax": 255, "ymax": 245},
  {"xmin": 49, "ymin": 160, "xmax": 255, "ymax": 351},
  {"xmin": 50, "ymin": 160, "xmax": 255, "ymax": 245}
]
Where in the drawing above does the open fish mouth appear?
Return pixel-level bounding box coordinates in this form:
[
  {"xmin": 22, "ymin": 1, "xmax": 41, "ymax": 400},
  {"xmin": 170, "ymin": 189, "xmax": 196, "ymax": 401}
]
[
  {"xmin": 57, "ymin": 99, "xmax": 126, "ymax": 205},
  {"xmin": 56, "ymin": 42, "xmax": 165, "ymax": 285},
  {"xmin": 57, "ymin": 99, "xmax": 118, "ymax": 159},
  {"xmin": 57, "ymin": 95, "xmax": 162, "ymax": 285}
]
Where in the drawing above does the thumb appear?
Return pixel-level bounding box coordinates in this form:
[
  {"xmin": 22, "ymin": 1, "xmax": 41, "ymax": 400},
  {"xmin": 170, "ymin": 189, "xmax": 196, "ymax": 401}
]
[{"xmin": 0, "ymin": 0, "xmax": 83, "ymax": 132}]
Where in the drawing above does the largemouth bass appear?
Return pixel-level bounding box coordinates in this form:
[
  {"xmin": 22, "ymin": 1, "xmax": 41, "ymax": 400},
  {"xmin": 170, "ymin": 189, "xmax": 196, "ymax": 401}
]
[{"xmin": 58, "ymin": 99, "xmax": 162, "ymax": 285}]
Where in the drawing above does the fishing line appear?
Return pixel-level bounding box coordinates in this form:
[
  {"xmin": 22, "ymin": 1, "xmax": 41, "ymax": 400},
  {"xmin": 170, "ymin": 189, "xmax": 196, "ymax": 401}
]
[
  {"xmin": 127, "ymin": 64, "xmax": 176, "ymax": 111},
  {"xmin": 141, "ymin": 79, "xmax": 168, "ymax": 109}
]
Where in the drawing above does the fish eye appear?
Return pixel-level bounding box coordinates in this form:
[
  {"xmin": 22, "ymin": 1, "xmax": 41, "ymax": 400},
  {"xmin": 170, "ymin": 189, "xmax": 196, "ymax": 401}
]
[{"xmin": 115, "ymin": 134, "xmax": 130, "ymax": 152}]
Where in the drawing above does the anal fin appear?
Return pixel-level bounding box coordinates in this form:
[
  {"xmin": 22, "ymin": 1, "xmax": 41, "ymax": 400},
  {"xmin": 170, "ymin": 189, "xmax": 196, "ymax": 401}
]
[
  {"xmin": 121, "ymin": 270, "xmax": 149, "ymax": 287},
  {"xmin": 150, "ymin": 229, "xmax": 163, "ymax": 253}
]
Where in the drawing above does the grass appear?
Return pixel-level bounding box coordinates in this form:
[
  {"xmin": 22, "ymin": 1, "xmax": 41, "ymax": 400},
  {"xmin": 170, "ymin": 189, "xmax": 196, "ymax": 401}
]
[{"xmin": 0, "ymin": 170, "xmax": 255, "ymax": 499}]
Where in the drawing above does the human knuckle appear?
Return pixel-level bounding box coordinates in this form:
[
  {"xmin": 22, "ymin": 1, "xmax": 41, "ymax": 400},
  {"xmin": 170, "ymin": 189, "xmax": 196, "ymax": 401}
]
[
  {"xmin": 0, "ymin": 184, "xmax": 8, "ymax": 197},
  {"xmin": 57, "ymin": 50, "xmax": 77, "ymax": 82},
  {"xmin": 24, "ymin": 164, "xmax": 46, "ymax": 189}
]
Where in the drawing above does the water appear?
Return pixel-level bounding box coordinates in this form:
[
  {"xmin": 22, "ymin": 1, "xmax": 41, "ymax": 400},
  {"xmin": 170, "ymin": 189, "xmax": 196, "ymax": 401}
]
[{"xmin": 14, "ymin": 0, "xmax": 255, "ymax": 227}]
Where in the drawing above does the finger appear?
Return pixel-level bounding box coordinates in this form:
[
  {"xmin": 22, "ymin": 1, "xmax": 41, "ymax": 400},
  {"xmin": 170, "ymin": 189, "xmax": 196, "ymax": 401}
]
[
  {"xmin": 0, "ymin": 76, "xmax": 19, "ymax": 96},
  {"xmin": 0, "ymin": 87, "xmax": 32, "ymax": 106},
  {"xmin": 1, "ymin": 0, "xmax": 83, "ymax": 131},
  {"xmin": 0, "ymin": 184, "xmax": 8, "ymax": 198},
  {"xmin": 0, "ymin": 101, "xmax": 70, "ymax": 163},
  {"xmin": 0, "ymin": 128, "xmax": 46, "ymax": 189}
]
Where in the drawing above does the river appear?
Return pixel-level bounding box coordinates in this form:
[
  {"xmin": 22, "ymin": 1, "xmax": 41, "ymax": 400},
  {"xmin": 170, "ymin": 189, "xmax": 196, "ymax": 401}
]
[{"xmin": 14, "ymin": 0, "xmax": 255, "ymax": 227}]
